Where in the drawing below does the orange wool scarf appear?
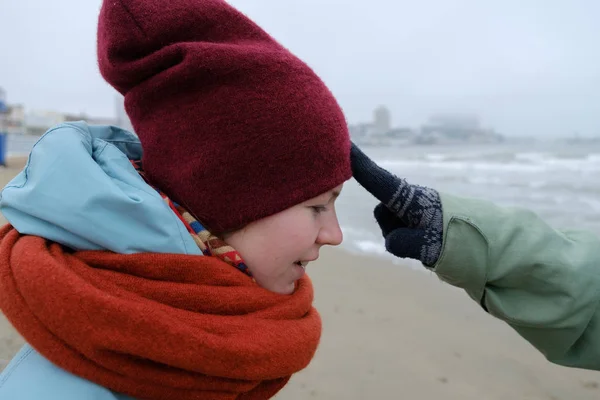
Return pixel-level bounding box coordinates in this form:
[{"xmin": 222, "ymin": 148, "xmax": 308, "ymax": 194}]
[{"xmin": 0, "ymin": 225, "xmax": 321, "ymax": 399}]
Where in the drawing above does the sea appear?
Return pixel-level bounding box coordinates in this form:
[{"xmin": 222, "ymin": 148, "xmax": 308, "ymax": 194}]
[
  {"xmin": 335, "ymin": 140, "xmax": 600, "ymax": 267},
  {"xmin": 6, "ymin": 134, "xmax": 600, "ymax": 267}
]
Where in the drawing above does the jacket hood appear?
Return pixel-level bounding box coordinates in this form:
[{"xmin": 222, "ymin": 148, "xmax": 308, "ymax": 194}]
[{"xmin": 0, "ymin": 121, "xmax": 199, "ymax": 255}]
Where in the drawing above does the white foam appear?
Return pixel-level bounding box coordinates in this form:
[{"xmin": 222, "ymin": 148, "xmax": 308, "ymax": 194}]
[
  {"xmin": 378, "ymin": 153, "xmax": 600, "ymax": 174},
  {"xmin": 528, "ymin": 180, "xmax": 549, "ymax": 189},
  {"xmin": 340, "ymin": 225, "xmax": 392, "ymax": 259},
  {"xmin": 424, "ymin": 153, "xmax": 447, "ymax": 162},
  {"xmin": 354, "ymin": 239, "xmax": 387, "ymax": 255},
  {"xmin": 581, "ymin": 198, "xmax": 600, "ymax": 212},
  {"xmin": 380, "ymin": 159, "xmax": 548, "ymax": 173},
  {"xmin": 587, "ymin": 154, "xmax": 600, "ymax": 162},
  {"xmin": 514, "ymin": 152, "xmax": 548, "ymax": 163},
  {"xmin": 341, "ymin": 226, "xmax": 372, "ymax": 236},
  {"xmin": 466, "ymin": 176, "xmax": 505, "ymax": 185}
]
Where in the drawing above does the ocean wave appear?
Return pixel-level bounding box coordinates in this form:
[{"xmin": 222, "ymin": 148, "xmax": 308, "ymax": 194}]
[
  {"xmin": 581, "ymin": 198, "xmax": 600, "ymax": 212},
  {"xmin": 340, "ymin": 225, "xmax": 426, "ymax": 270},
  {"xmin": 587, "ymin": 154, "xmax": 600, "ymax": 162},
  {"xmin": 340, "ymin": 226, "xmax": 389, "ymax": 259},
  {"xmin": 462, "ymin": 178, "xmax": 600, "ymax": 194},
  {"xmin": 341, "ymin": 237, "xmax": 426, "ymax": 271},
  {"xmin": 354, "ymin": 240, "xmax": 387, "ymax": 255},
  {"xmin": 380, "ymin": 159, "xmax": 549, "ymax": 173},
  {"xmin": 379, "ymin": 152, "xmax": 600, "ymax": 174}
]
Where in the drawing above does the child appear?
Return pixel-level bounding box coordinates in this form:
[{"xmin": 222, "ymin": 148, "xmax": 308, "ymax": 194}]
[{"xmin": 0, "ymin": 0, "xmax": 351, "ymax": 399}]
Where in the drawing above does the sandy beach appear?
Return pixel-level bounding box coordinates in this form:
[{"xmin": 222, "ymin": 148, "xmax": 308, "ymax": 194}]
[
  {"xmin": 0, "ymin": 157, "xmax": 32, "ymax": 370},
  {"xmin": 0, "ymin": 157, "xmax": 598, "ymax": 399}
]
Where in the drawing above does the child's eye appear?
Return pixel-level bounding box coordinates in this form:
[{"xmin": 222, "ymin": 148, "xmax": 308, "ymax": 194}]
[{"xmin": 311, "ymin": 205, "xmax": 328, "ymax": 215}]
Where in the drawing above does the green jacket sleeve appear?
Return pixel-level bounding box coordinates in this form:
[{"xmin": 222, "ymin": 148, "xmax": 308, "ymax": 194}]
[{"xmin": 433, "ymin": 193, "xmax": 600, "ymax": 371}]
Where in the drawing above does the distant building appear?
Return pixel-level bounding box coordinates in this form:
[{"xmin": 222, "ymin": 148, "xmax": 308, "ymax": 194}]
[
  {"xmin": 0, "ymin": 89, "xmax": 136, "ymax": 136},
  {"xmin": 0, "ymin": 87, "xmax": 7, "ymax": 113},
  {"xmin": 349, "ymin": 106, "xmax": 417, "ymax": 146},
  {"xmin": 427, "ymin": 114, "xmax": 480, "ymax": 131},
  {"xmin": 417, "ymin": 114, "xmax": 503, "ymax": 144},
  {"xmin": 64, "ymin": 112, "xmax": 117, "ymax": 126},
  {"xmin": 0, "ymin": 88, "xmax": 27, "ymax": 134},
  {"xmin": 0, "ymin": 88, "xmax": 8, "ymax": 134},
  {"xmin": 385, "ymin": 127, "xmax": 415, "ymax": 140},
  {"xmin": 349, "ymin": 122, "xmax": 377, "ymax": 140},
  {"xmin": 4, "ymin": 105, "xmax": 26, "ymax": 135},
  {"xmin": 25, "ymin": 110, "xmax": 66, "ymax": 135},
  {"xmin": 64, "ymin": 96, "xmax": 133, "ymax": 131},
  {"xmin": 351, "ymin": 108, "xmax": 502, "ymax": 146},
  {"xmin": 373, "ymin": 105, "xmax": 391, "ymax": 135},
  {"xmin": 115, "ymin": 94, "xmax": 135, "ymax": 133}
]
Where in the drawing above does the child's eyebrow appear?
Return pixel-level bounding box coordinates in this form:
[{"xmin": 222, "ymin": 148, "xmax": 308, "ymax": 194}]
[{"xmin": 330, "ymin": 189, "xmax": 342, "ymax": 201}]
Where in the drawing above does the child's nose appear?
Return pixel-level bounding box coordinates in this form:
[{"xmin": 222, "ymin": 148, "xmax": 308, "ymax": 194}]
[{"xmin": 317, "ymin": 212, "xmax": 343, "ymax": 246}]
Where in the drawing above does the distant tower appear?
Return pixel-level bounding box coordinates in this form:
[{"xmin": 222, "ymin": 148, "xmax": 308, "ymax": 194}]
[
  {"xmin": 0, "ymin": 87, "xmax": 7, "ymax": 113},
  {"xmin": 115, "ymin": 94, "xmax": 135, "ymax": 133},
  {"xmin": 373, "ymin": 105, "xmax": 391, "ymax": 134},
  {"xmin": 0, "ymin": 88, "xmax": 8, "ymax": 134}
]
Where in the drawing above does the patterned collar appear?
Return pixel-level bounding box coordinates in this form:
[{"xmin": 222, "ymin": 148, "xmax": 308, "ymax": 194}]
[{"xmin": 131, "ymin": 160, "xmax": 252, "ymax": 277}]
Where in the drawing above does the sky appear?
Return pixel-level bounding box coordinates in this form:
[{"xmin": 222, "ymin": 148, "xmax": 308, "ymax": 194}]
[{"xmin": 1, "ymin": 0, "xmax": 600, "ymax": 137}]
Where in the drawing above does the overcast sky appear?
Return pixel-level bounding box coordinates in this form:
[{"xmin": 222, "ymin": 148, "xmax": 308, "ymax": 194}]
[{"xmin": 2, "ymin": 0, "xmax": 599, "ymax": 137}]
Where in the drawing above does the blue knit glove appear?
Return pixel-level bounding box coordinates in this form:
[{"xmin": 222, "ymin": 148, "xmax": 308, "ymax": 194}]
[{"xmin": 350, "ymin": 143, "xmax": 444, "ymax": 267}]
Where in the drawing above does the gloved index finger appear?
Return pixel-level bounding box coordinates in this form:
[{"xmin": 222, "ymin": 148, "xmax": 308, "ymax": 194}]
[{"xmin": 350, "ymin": 142, "xmax": 405, "ymax": 205}]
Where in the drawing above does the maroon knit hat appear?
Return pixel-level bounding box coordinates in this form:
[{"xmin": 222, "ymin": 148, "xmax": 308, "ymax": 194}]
[{"xmin": 97, "ymin": 0, "xmax": 351, "ymax": 233}]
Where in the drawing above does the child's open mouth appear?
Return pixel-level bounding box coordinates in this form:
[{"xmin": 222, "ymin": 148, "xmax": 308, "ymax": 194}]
[{"xmin": 294, "ymin": 261, "xmax": 308, "ymax": 270}]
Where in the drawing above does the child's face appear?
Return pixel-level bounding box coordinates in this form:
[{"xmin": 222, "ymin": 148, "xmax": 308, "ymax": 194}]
[{"xmin": 224, "ymin": 184, "xmax": 344, "ymax": 294}]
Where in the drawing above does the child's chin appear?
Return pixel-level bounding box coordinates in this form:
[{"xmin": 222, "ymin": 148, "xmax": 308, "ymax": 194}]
[{"xmin": 270, "ymin": 282, "xmax": 296, "ymax": 295}]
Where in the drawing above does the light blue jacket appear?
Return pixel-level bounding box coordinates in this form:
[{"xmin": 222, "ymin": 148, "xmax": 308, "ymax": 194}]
[{"xmin": 0, "ymin": 122, "xmax": 202, "ymax": 399}]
